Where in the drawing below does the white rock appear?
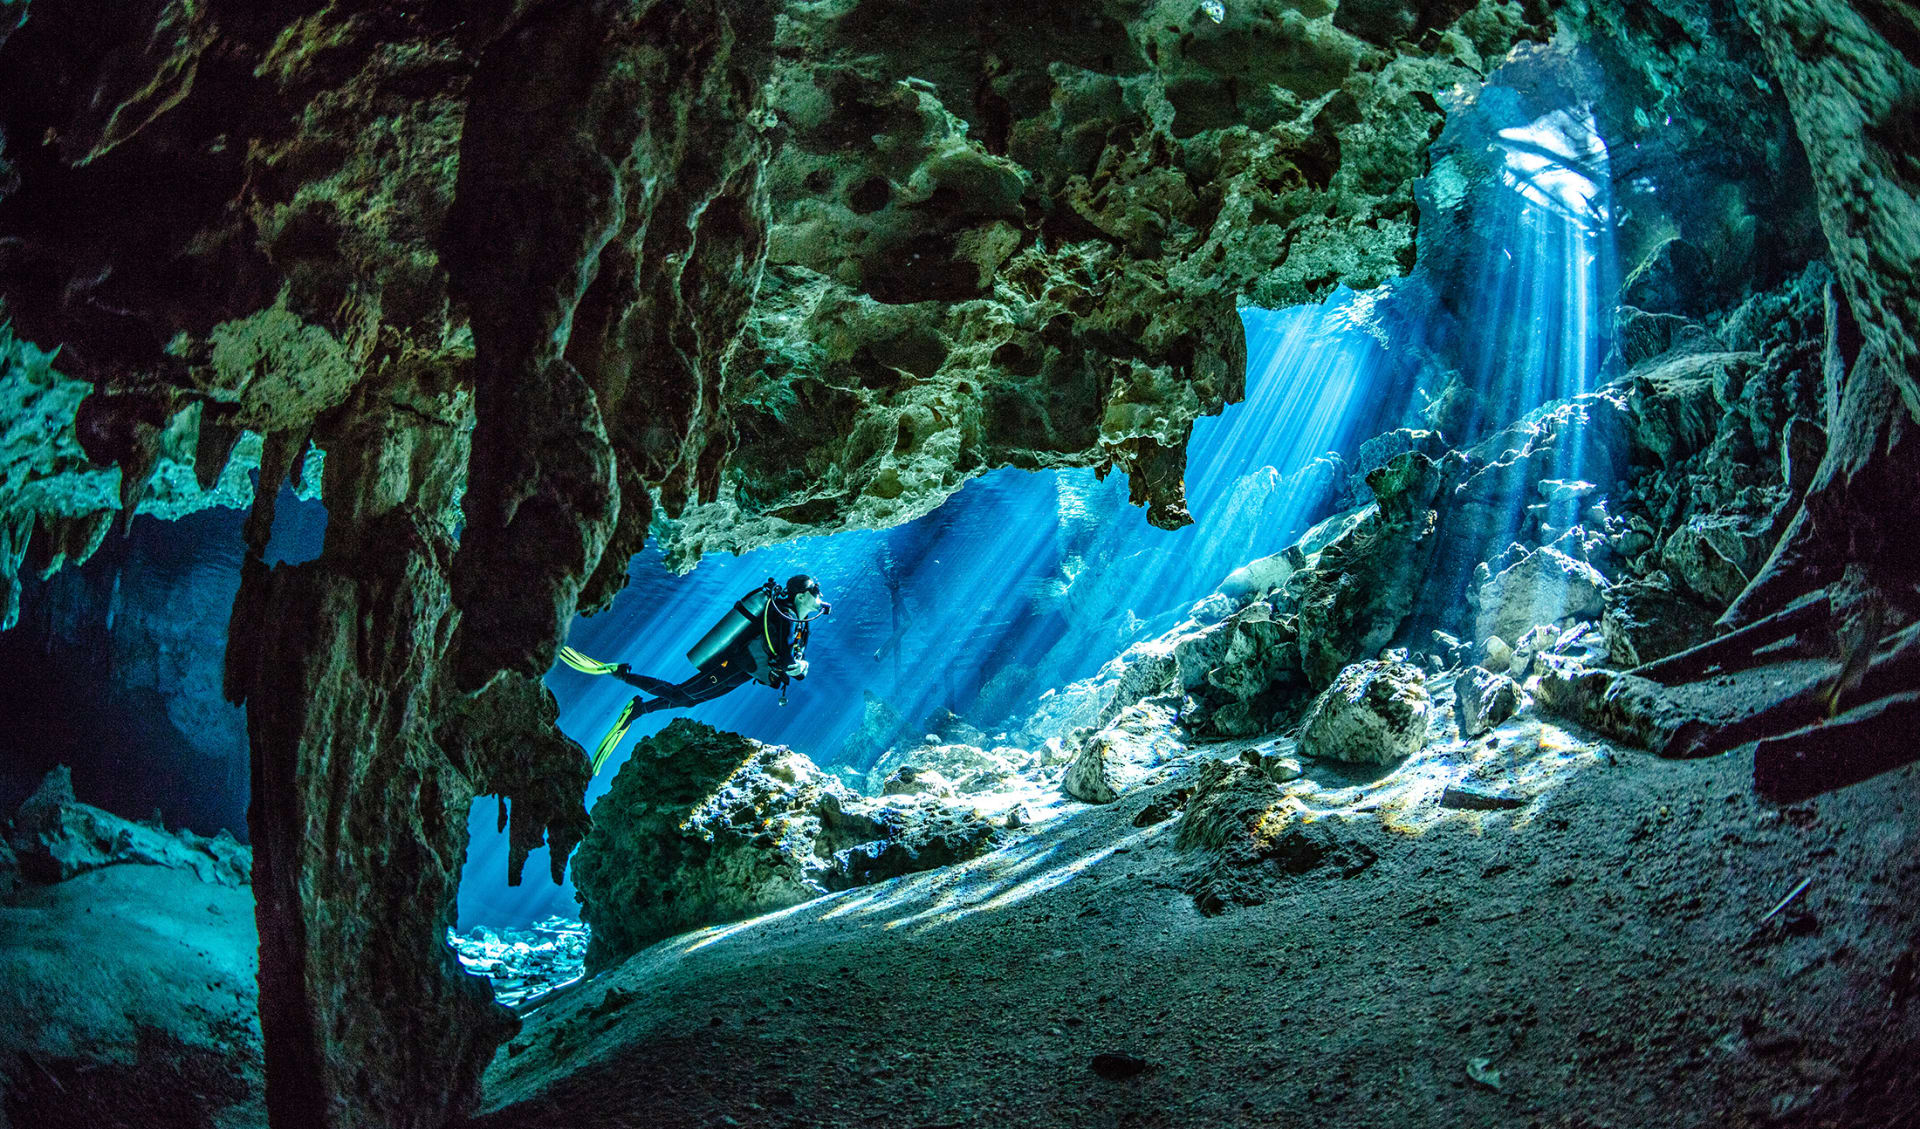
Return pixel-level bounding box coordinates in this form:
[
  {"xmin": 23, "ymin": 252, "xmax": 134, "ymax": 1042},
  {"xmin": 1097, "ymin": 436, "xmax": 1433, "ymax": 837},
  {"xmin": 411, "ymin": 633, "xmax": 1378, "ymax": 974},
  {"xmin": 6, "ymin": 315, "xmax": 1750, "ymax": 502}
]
[
  {"xmin": 1062, "ymin": 702, "xmax": 1183, "ymax": 803},
  {"xmin": 1454, "ymin": 666, "xmax": 1522, "ymax": 738},
  {"xmin": 1298, "ymin": 660, "xmax": 1433, "ymax": 765},
  {"xmin": 1474, "ymin": 545, "xmax": 1609, "ymax": 645},
  {"xmin": 880, "ymin": 767, "xmax": 955, "ymax": 797}
]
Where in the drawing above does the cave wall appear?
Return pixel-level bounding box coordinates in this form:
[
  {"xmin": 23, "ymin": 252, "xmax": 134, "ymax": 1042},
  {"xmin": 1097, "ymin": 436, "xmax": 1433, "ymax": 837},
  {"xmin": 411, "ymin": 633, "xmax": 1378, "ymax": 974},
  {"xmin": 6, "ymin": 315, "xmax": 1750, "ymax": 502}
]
[{"xmin": 1728, "ymin": 0, "xmax": 1920, "ymax": 620}]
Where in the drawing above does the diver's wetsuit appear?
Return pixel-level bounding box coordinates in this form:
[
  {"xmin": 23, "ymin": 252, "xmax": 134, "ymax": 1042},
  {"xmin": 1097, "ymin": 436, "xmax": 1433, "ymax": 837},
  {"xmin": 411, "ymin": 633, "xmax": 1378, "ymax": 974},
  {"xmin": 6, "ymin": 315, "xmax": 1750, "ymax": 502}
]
[
  {"xmin": 615, "ymin": 592, "xmax": 804, "ymax": 714},
  {"xmin": 613, "ymin": 666, "xmax": 754, "ymax": 712}
]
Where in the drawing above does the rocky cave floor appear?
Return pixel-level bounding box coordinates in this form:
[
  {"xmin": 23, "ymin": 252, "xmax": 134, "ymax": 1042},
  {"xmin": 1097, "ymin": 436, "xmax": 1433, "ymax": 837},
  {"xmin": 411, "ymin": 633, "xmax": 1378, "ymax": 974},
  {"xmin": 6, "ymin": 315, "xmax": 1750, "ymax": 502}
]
[
  {"xmin": 465, "ymin": 700, "xmax": 1920, "ymax": 1129},
  {"xmin": 5, "ymin": 653, "xmax": 1919, "ymax": 1128}
]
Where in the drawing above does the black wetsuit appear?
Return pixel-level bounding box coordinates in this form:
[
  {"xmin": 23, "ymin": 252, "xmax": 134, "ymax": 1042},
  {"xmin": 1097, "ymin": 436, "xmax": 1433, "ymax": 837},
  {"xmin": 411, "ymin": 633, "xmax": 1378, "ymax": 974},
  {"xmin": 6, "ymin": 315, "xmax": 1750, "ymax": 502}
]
[{"xmin": 614, "ymin": 593, "xmax": 804, "ymax": 713}]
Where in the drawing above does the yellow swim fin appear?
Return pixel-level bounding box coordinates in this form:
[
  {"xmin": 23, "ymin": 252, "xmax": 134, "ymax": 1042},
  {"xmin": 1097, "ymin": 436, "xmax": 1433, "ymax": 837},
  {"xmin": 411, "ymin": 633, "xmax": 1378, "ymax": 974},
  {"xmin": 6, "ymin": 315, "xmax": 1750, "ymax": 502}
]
[
  {"xmin": 557, "ymin": 645, "xmax": 622, "ymax": 676},
  {"xmin": 591, "ymin": 697, "xmax": 641, "ymax": 776}
]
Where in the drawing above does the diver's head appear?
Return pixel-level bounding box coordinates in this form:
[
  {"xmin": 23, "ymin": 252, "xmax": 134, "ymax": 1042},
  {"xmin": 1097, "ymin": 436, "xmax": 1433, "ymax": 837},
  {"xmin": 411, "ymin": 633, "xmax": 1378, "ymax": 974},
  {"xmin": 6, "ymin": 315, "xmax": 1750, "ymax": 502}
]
[{"xmin": 786, "ymin": 574, "xmax": 829, "ymax": 619}]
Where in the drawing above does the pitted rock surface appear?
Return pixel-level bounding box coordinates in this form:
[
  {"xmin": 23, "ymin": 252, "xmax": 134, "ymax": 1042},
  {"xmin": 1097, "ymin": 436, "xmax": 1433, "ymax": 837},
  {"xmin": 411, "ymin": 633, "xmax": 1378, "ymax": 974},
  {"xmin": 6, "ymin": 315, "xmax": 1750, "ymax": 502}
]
[
  {"xmin": 573, "ymin": 720, "xmax": 1001, "ymax": 972},
  {"xmin": 1297, "ymin": 659, "xmax": 1432, "ymax": 765}
]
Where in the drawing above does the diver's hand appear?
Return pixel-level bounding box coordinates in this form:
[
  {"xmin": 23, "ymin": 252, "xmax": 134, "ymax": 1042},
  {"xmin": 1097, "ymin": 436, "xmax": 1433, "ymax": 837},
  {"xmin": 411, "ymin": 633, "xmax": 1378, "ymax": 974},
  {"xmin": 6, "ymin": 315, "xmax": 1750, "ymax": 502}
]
[{"xmin": 783, "ymin": 659, "xmax": 809, "ymax": 680}]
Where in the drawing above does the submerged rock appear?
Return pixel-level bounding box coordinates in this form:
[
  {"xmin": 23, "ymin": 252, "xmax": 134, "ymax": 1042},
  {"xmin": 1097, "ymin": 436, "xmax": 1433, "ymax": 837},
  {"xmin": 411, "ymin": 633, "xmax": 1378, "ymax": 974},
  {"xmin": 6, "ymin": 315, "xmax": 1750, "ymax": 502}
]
[
  {"xmin": 1290, "ymin": 453, "xmax": 1448, "ymax": 687},
  {"xmin": 449, "ymin": 917, "xmax": 590, "ymax": 1010},
  {"xmin": 1298, "ymin": 660, "xmax": 1432, "ymax": 765},
  {"xmin": 826, "ymin": 796, "xmax": 1002, "ymax": 891},
  {"xmin": 1062, "ymin": 702, "xmax": 1185, "ymax": 804},
  {"xmin": 1601, "ymin": 574, "xmax": 1718, "ymax": 667},
  {"xmin": 6, "ymin": 766, "xmax": 250, "ymax": 887},
  {"xmin": 868, "ymin": 743, "xmax": 1022, "ymax": 797},
  {"xmin": 1177, "ymin": 758, "xmax": 1378, "ymax": 913},
  {"xmin": 1473, "ymin": 545, "xmax": 1610, "ymax": 646},
  {"xmin": 571, "ymin": 720, "xmax": 1001, "ymax": 970},
  {"xmin": 1533, "ymin": 658, "xmax": 1692, "ymax": 752},
  {"xmin": 1454, "ymin": 666, "xmax": 1522, "ymax": 738}
]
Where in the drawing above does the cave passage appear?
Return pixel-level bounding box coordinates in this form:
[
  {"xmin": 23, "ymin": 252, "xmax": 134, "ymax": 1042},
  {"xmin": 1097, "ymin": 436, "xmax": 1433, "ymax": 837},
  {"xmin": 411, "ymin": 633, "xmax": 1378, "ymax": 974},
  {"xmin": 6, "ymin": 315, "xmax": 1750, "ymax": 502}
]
[
  {"xmin": 456, "ymin": 87, "xmax": 1621, "ymax": 929},
  {"xmin": 459, "ymin": 117, "xmax": 1616, "ymax": 927},
  {"xmin": 457, "ymin": 295, "xmax": 1389, "ymax": 925}
]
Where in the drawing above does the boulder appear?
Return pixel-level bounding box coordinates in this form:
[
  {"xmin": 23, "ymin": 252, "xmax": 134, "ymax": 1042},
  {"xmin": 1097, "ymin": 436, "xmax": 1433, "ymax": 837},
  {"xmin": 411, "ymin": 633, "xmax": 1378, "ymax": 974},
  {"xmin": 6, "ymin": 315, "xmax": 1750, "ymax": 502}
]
[
  {"xmin": 6, "ymin": 766, "xmax": 251, "ymax": 888},
  {"xmin": 1660, "ymin": 512, "xmax": 1773, "ymax": 607},
  {"xmin": 1472, "ymin": 545, "xmax": 1609, "ymax": 646},
  {"xmin": 869, "ymin": 743, "xmax": 1020, "ymax": 796},
  {"xmin": 880, "ymin": 766, "xmax": 958, "ymax": 798},
  {"xmin": 1094, "ymin": 640, "xmax": 1180, "ymax": 728},
  {"xmin": 1177, "ymin": 758, "xmax": 1378, "ymax": 913},
  {"xmin": 1238, "ymin": 747, "xmax": 1303, "ymax": 783},
  {"xmin": 1482, "ymin": 634, "xmax": 1514, "ymax": 674},
  {"xmin": 572, "ymin": 721, "xmax": 1000, "ymax": 970},
  {"xmin": 1297, "ymin": 660, "xmax": 1432, "ymax": 765},
  {"xmin": 1454, "ymin": 666, "xmax": 1522, "ymax": 738},
  {"xmin": 1601, "ymin": 574, "xmax": 1718, "ymax": 667},
  {"xmin": 825, "ymin": 796, "xmax": 1003, "ymax": 891},
  {"xmin": 1533, "ymin": 657, "xmax": 1692, "ymax": 752},
  {"xmin": 1508, "ymin": 624, "xmax": 1561, "ymax": 680},
  {"xmin": 1062, "ymin": 702, "xmax": 1184, "ymax": 804}
]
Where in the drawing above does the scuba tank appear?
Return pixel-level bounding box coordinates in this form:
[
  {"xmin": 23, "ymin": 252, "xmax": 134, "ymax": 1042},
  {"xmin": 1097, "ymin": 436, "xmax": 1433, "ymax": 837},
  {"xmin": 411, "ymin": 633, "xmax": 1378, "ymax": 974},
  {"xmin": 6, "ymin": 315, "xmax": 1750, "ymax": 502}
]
[{"xmin": 686, "ymin": 580, "xmax": 777, "ymax": 671}]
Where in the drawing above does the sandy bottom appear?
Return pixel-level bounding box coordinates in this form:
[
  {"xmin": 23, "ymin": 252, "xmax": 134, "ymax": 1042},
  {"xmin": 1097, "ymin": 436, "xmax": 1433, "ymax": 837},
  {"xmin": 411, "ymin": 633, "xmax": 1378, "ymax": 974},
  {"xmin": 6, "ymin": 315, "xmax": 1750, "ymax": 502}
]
[{"xmin": 468, "ymin": 717, "xmax": 1920, "ymax": 1129}]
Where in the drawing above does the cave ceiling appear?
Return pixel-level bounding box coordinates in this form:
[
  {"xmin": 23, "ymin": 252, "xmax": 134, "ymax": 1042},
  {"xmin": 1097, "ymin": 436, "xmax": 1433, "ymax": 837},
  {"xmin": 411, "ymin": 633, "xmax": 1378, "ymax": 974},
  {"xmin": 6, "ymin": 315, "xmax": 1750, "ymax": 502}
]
[{"xmin": 0, "ymin": 0, "xmax": 1558, "ymax": 608}]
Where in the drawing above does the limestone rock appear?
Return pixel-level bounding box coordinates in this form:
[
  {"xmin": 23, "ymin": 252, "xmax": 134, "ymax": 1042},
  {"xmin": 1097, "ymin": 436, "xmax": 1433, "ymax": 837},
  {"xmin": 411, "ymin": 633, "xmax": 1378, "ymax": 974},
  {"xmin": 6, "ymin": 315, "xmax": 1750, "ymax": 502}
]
[
  {"xmin": 1096, "ymin": 641, "xmax": 1180, "ymax": 728},
  {"xmin": 651, "ymin": 0, "xmax": 1552, "ymax": 565},
  {"xmin": 1016, "ymin": 634, "xmax": 1184, "ymax": 745},
  {"xmin": 1177, "ymin": 758, "xmax": 1378, "ymax": 913},
  {"xmin": 1453, "ymin": 666, "xmax": 1521, "ymax": 738},
  {"xmin": 838, "ymin": 690, "xmax": 906, "ymax": 775},
  {"xmin": 573, "ymin": 721, "xmax": 1000, "ymax": 970},
  {"xmin": 1290, "ymin": 453, "xmax": 1449, "ymax": 687},
  {"xmin": 827, "ymin": 797, "xmax": 1002, "ymax": 891},
  {"xmin": 1660, "ymin": 512, "xmax": 1773, "ymax": 607},
  {"xmin": 1063, "ymin": 702, "xmax": 1184, "ymax": 803},
  {"xmin": 1239, "ymin": 746, "xmax": 1304, "ymax": 784},
  {"xmin": 1601, "ymin": 575, "xmax": 1718, "ymax": 668},
  {"xmin": 1473, "ymin": 545, "xmax": 1609, "ymax": 646},
  {"xmin": 1182, "ymin": 601, "xmax": 1302, "ymax": 736},
  {"xmin": 1482, "ymin": 635, "xmax": 1514, "ymax": 674},
  {"xmin": 1508, "ymin": 624, "xmax": 1562, "ymax": 681},
  {"xmin": 1621, "ymin": 236, "xmax": 1711, "ymax": 317},
  {"xmin": 6, "ymin": 767, "xmax": 251, "ymax": 888},
  {"xmin": 1533, "ymin": 658, "xmax": 1691, "ymax": 752},
  {"xmin": 1297, "ymin": 660, "xmax": 1432, "ymax": 765},
  {"xmin": 880, "ymin": 766, "xmax": 958, "ymax": 798},
  {"xmin": 1343, "ymin": 428, "xmax": 1447, "ymax": 508},
  {"xmin": 870, "ymin": 743, "xmax": 1020, "ymax": 796}
]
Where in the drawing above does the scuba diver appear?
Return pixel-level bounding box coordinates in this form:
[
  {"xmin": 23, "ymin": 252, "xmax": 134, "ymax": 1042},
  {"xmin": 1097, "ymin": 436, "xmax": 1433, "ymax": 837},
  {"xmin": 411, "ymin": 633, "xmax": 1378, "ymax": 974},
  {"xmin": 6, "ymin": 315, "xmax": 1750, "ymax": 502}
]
[{"xmin": 557, "ymin": 575, "xmax": 830, "ymax": 773}]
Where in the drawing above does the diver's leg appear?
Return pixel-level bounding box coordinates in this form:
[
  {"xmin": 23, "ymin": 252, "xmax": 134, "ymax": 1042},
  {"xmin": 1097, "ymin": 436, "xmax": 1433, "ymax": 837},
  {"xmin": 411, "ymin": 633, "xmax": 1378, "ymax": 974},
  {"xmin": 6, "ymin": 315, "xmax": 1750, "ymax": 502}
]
[
  {"xmin": 611, "ymin": 670, "xmax": 694, "ymax": 702},
  {"xmin": 676, "ymin": 669, "xmax": 753, "ymax": 705}
]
